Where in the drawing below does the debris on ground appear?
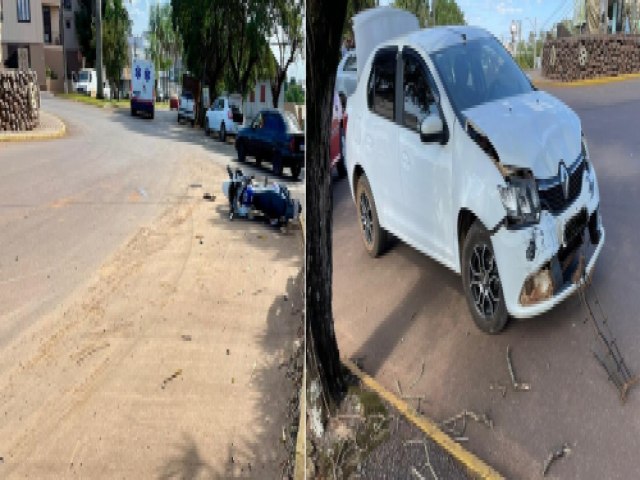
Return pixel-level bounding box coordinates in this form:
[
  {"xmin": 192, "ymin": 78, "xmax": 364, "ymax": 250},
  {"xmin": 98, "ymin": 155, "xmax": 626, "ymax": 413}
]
[
  {"xmin": 542, "ymin": 443, "xmax": 572, "ymax": 476},
  {"xmin": 489, "ymin": 382, "xmax": 507, "ymax": 397},
  {"xmin": 405, "ymin": 440, "xmax": 439, "ymax": 480},
  {"xmin": 160, "ymin": 369, "xmax": 183, "ymax": 389},
  {"xmin": 439, "ymin": 410, "xmax": 493, "ymax": 442},
  {"xmin": 202, "ymin": 193, "xmax": 215, "ymax": 201},
  {"xmin": 181, "ymin": 334, "xmax": 192, "ymax": 341},
  {"xmin": 507, "ymin": 345, "xmax": 531, "ymax": 391}
]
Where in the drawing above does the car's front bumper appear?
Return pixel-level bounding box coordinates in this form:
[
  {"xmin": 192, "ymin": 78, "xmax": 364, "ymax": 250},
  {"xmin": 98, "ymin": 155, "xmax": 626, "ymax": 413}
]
[{"xmin": 491, "ymin": 163, "xmax": 604, "ymax": 319}]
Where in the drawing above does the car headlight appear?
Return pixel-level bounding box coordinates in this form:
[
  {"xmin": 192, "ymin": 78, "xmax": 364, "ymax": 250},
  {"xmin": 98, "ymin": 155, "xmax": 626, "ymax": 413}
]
[{"xmin": 498, "ymin": 177, "xmax": 541, "ymax": 225}]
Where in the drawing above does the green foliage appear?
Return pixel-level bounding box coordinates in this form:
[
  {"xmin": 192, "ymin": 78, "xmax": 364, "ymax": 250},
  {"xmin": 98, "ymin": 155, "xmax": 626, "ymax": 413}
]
[
  {"xmin": 103, "ymin": 0, "xmax": 131, "ymax": 93},
  {"xmin": 75, "ymin": 0, "xmax": 96, "ymax": 67},
  {"xmin": 285, "ymin": 77, "xmax": 304, "ymax": 103},
  {"xmin": 433, "ymin": 0, "xmax": 465, "ymax": 26},
  {"xmin": 269, "ymin": 0, "xmax": 304, "ymax": 107},
  {"xmin": 148, "ymin": 3, "xmax": 182, "ymax": 81},
  {"xmin": 393, "ymin": 0, "xmax": 430, "ymax": 27}
]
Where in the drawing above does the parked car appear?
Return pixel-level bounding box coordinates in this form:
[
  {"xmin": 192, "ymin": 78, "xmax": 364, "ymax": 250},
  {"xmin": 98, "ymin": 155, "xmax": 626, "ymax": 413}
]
[
  {"xmin": 205, "ymin": 95, "xmax": 244, "ymax": 141},
  {"xmin": 177, "ymin": 91, "xmax": 195, "ymax": 125},
  {"xmin": 346, "ymin": 8, "xmax": 605, "ymax": 333},
  {"xmin": 235, "ymin": 109, "xmax": 305, "ymax": 179},
  {"xmin": 335, "ymin": 50, "xmax": 357, "ymax": 97},
  {"xmin": 169, "ymin": 94, "xmax": 179, "ymax": 110},
  {"xmin": 330, "ymin": 91, "xmax": 347, "ymax": 178}
]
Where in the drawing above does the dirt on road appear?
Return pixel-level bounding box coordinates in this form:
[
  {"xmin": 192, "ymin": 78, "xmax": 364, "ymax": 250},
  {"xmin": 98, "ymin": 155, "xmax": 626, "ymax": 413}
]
[{"xmin": 0, "ymin": 153, "xmax": 303, "ymax": 478}]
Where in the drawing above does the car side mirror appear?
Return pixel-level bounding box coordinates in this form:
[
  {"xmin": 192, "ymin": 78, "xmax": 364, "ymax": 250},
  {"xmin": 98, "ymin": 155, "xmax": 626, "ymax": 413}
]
[{"xmin": 420, "ymin": 114, "xmax": 445, "ymax": 144}]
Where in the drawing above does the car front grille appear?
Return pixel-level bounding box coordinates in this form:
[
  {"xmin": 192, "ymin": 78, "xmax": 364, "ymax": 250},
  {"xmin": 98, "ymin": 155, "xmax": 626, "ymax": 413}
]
[{"xmin": 538, "ymin": 159, "xmax": 585, "ymax": 215}]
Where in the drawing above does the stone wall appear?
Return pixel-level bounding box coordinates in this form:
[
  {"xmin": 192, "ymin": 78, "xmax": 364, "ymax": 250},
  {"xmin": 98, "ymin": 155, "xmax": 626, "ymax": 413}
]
[
  {"xmin": 0, "ymin": 70, "xmax": 40, "ymax": 131},
  {"xmin": 542, "ymin": 35, "xmax": 640, "ymax": 81}
]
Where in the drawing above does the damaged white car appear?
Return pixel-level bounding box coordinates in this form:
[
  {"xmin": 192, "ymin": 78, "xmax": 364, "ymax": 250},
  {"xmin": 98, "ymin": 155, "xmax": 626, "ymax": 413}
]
[{"xmin": 346, "ymin": 8, "xmax": 605, "ymax": 333}]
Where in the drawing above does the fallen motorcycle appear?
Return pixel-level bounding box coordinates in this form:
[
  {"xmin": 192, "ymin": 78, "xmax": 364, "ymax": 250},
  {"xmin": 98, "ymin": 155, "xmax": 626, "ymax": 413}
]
[{"xmin": 222, "ymin": 166, "xmax": 301, "ymax": 225}]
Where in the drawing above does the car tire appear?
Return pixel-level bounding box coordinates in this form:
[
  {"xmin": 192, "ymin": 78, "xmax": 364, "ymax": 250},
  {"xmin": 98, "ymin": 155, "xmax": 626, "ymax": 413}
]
[
  {"xmin": 256, "ymin": 157, "xmax": 263, "ymax": 167},
  {"xmin": 131, "ymin": 107, "xmax": 135, "ymax": 117},
  {"xmin": 461, "ymin": 221, "xmax": 509, "ymax": 334},
  {"xmin": 205, "ymin": 119, "xmax": 210, "ymax": 135},
  {"xmin": 237, "ymin": 141, "xmax": 246, "ymax": 162},
  {"xmin": 220, "ymin": 123, "xmax": 226, "ymax": 142},
  {"xmin": 355, "ymin": 174, "xmax": 388, "ymax": 258},
  {"xmin": 150, "ymin": 109, "xmax": 154, "ymax": 120},
  {"xmin": 190, "ymin": 119, "xmax": 195, "ymax": 127},
  {"xmin": 177, "ymin": 114, "xmax": 181, "ymax": 123},
  {"xmin": 291, "ymin": 164, "xmax": 302, "ymax": 180},
  {"xmin": 272, "ymin": 152, "xmax": 283, "ymax": 177}
]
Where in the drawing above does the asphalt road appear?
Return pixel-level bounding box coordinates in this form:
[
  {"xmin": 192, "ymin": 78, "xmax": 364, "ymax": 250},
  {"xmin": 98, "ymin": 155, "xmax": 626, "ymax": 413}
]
[
  {"xmin": 0, "ymin": 97, "xmax": 303, "ymax": 353},
  {"xmin": 332, "ymin": 79, "xmax": 640, "ymax": 479}
]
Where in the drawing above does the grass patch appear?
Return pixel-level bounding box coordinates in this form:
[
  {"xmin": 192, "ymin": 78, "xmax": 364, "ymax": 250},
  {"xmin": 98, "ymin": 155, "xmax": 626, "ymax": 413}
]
[{"xmin": 56, "ymin": 93, "xmax": 170, "ymax": 110}]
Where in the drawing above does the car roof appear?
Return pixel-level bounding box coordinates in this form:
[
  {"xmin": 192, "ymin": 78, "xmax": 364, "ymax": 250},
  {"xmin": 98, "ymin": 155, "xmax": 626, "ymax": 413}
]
[{"xmin": 392, "ymin": 26, "xmax": 493, "ymax": 54}]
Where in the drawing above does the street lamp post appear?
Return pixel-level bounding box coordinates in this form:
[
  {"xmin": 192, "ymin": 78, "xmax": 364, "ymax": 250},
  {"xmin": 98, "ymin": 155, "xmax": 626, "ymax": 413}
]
[{"xmin": 96, "ymin": 0, "xmax": 104, "ymax": 99}]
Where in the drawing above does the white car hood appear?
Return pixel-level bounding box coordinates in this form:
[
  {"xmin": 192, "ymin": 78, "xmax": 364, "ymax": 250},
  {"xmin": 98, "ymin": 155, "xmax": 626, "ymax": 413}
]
[{"xmin": 463, "ymin": 91, "xmax": 581, "ymax": 179}]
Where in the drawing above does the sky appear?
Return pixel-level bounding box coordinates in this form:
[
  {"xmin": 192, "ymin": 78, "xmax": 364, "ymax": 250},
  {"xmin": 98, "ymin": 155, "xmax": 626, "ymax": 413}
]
[
  {"xmin": 125, "ymin": 0, "xmax": 305, "ymax": 81},
  {"xmin": 378, "ymin": 0, "xmax": 579, "ymax": 43}
]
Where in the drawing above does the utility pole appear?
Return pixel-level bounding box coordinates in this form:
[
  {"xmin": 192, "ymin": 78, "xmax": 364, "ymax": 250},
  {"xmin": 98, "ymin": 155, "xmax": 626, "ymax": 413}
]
[
  {"xmin": 0, "ymin": 0, "xmax": 4, "ymax": 67},
  {"xmin": 96, "ymin": 0, "xmax": 104, "ymax": 99},
  {"xmin": 60, "ymin": 0, "xmax": 68, "ymax": 93}
]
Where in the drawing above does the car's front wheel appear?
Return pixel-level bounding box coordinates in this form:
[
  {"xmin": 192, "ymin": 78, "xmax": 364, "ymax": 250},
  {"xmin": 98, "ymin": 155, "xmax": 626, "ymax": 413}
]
[
  {"xmin": 237, "ymin": 141, "xmax": 246, "ymax": 162},
  {"xmin": 205, "ymin": 118, "xmax": 210, "ymax": 135},
  {"xmin": 220, "ymin": 123, "xmax": 226, "ymax": 142},
  {"xmin": 291, "ymin": 164, "xmax": 301, "ymax": 180},
  {"xmin": 355, "ymin": 174, "xmax": 388, "ymax": 257},
  {"xmin": 272, "ymin": 152, "xmax": 283, "ymax": 177},
  {"xmin": 461, "ymin": 221, "xmax": 509, "ymax": 334}
]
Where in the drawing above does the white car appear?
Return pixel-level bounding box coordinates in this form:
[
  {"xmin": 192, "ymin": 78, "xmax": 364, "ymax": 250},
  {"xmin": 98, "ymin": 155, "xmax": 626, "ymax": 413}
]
[
  {"xmin": 205, "ymin": 95, "xmax": 244, "ymax": 142},
  {"xmin": 178, "ymin": 91, "xmax": 195, "ymax": 125},
  {"xmin": 346, "ymin": 8, "xmax": 605, "ymax": 333},
  {"xmin": 335, "ymin": 50, "xmax": 357, "ymax": 97}
]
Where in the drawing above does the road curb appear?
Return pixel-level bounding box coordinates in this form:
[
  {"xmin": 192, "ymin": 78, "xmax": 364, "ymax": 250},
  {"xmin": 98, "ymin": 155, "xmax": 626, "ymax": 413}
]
[
  {"xmin": 293, "ymin": 214, "xmax": 306, "ymax": 480},
  {"xmin": 343, "ymin": 358, "xmax": 505, "ymax": 480},
  {"xmin": 0, "ymin": 111, "xmax": 66, "ymax": 142},
  {"xmin": 534, "ymin": 72, "xmax": 640, "ymax": 88}
]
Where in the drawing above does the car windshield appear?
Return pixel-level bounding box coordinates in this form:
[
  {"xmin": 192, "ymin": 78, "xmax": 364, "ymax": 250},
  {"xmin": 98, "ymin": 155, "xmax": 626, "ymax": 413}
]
[
  {"xmin": 182, "ymin": 92, "xmax": 193, "ymax": 99},
  {"xmin": 430, "ymin": 37, "xmax": 533, "ymax": 113},
  {"xmin": 283, "ymin": 111, "xmax": 302, "ymax": 133},
  {"xmin": 343, "ymin": 54, "xmax": 357, "ymax": 72},
  {"xmin": 78, "ymin": 71, "xmax": 90, "ymax": 82}
]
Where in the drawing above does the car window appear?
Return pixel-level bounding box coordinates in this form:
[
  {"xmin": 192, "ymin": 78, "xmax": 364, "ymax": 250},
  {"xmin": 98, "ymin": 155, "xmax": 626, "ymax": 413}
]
[
  {"xmin": 264, "ymin": 113, "xmax": 282, "ymax": 132},
  {"xmin": 343, "ymin": 54, "xmax": 357, "ymax": 72},
  {"xmin": 402, "ymin": 52, "xmax": 437, "ymax": 132},
  {"xmin": 431, "ymin": 37, "xmax": 533, "ymax": 113},
  {"xmin": 231, "ymin": 105, "xmax": 241, "ymax": 116},
  {"xmin": 367, "ymin": 48, "xmax": 396, "ymax": 122},
  {"xmin": 283, "ymin": 111, "xmax": 302, "ymax": 133},
  {"xmin": 252, "ymin": 113, "xmax": 264, "ymax": 129}
]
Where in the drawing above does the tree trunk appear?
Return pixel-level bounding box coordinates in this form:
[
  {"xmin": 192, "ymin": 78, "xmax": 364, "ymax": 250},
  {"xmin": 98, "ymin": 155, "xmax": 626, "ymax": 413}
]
[{"xmin": 306, "ymin": 0, "xmax": 348, "ymax": 417}]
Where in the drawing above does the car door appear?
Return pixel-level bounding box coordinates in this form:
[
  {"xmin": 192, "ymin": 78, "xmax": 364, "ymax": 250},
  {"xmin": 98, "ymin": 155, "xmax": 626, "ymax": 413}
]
[
  {"xmin": 246, "ymin": 112, "xmax": 263, "ymax": 156},
  {"xmin": 398, "ymin": 47, "xmax": 454, "ymax": 263},
  {"xmin": 362, "ymin": 46, "xmax": 403, "ymax": 234}
]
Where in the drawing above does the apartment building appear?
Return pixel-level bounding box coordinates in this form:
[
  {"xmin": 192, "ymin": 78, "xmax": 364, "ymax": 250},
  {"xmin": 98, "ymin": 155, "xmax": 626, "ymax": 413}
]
[{"xmin": 2, "ymin": 0, "xmax": 65, "ymax": 92}]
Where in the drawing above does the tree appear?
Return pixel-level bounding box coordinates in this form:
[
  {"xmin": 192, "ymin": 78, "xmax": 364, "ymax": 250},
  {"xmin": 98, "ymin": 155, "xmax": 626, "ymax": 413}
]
[
  {"xmin": 103, "ymin": 0, "xmax": 131, "ymax": 98},
  {"xmin": 393, "ymin": 0, "xmax": 430, "ymax": 27},
  {"xmin": 306, "ymin": 0, "xmax": 348, "ymax": 423},
  {"xmin": 225, "ymin": 0, "xmax": 272, "ymax": 96},
  {"xmin": 148, "ymin": 3, "xmax": 182, "ymax": 97},
  {"xmin": 285, "ymin": 77, "xmax": 305, "ymax": 103},
  {"xmin": 433, "ymin": 0, "xmax": 465, "ymax": 26},
  {"xmin": 269, "ymin": 0, "xmax": 304, "ymax": 108},
  {"xmin": 75, "ymin": 0, "xmax": 96, "ymax": 67}
]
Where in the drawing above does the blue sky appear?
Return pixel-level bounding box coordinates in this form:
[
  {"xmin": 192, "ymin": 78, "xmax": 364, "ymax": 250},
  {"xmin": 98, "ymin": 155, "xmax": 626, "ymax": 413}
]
[
  {"xmin": 126, "ymin": 0, "xmax": 305, "ymax": 81},
  {"xmin": 378, "ymin": 0, "xmax": 578, "ymax": 42}
]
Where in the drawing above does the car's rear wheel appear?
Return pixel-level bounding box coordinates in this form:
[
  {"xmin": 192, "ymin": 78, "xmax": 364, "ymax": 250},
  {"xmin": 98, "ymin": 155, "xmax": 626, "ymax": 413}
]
[
  {"xmin": 291, "ymin": 164, "xmax": 301, "ymax": 180},
  {"xmin": 272, "ymin": 152, "xmax": 283, "ymax": 177},
  {"xmin": 461, "ymin": 221, "xmax": 509, "ymax": 334},
  {"xmin": 220, "ymin": 123, "xmax": 226, "ymax": 142},
  {"xmin": 355, "ymin": 174, "xmax": 388, "ymax": 258},
  {"xmin": 205, "ymin": 119, "xmax": 210, "ymax": 135},
  {"xmin": 177, "ymin": 114, "xmax": 181, "ymax": 123},
  {"xmin": 131, "ymin": 107, "xmax": 135, "ymax": 117},
  {"xmin": 256, "ymin": 157, "xmax": 263, "ymax": 167},
  {"xmin": 237, "ymin": 141, "xmax": 246, "ymax": 162}
]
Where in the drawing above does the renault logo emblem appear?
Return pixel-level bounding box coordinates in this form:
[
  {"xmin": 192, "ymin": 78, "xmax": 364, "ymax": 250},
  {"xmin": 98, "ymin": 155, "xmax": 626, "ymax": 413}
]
[{"xmin": 559, "ymin": 162, "xmax": 569, "ymax": 200}]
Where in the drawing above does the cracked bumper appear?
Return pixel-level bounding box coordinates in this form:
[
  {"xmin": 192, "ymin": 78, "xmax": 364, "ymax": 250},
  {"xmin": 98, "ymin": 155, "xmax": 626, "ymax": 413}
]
[{"xmin": 491, "ymin": 166, "xmax": 604, "ymax": 319}]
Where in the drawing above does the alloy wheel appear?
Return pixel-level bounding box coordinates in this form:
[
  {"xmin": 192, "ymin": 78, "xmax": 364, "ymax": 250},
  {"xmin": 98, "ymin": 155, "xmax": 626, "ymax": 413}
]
[{"xmin": 469, "ymin": 244, "xmax": 501, "ymax": 318}]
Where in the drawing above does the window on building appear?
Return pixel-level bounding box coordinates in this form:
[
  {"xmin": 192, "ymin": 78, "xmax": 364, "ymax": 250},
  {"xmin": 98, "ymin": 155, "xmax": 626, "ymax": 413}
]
[
  {"xmin": 66, "ymin": 19, "xmax": 71, "ymax": 29},
  {"xmin": 17, "ymin": 0, "xmax": 31, "ymax": 23},
  {"xmin": 64, "ymin": 0, "xmax": 72, "ymax": 10},
  {"xmin": 259, "ymin": 84, "xmax": 266, "ymax": 103}
]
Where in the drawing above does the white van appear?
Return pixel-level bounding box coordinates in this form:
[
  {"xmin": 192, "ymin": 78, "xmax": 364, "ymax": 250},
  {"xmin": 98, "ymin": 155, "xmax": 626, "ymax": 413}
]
[
  {"xmin": 346, "ymin": 8, "xmax": 605, "ymax": 333},
  {"xmin": 74, "ymin": 68, "xmax": 111, "ymax": 99},
  {"xmin": 130, "ymin": 59, "xmax": 155, "ymax": 118}
]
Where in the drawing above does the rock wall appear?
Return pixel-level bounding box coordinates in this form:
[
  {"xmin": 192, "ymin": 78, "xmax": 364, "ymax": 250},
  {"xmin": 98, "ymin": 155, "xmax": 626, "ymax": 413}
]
[
  {"xmin": 0, "ymin": 70, "xmax": 40, "ymax": 131},
  {"xmin": 542, "ymin": 35, "xmax": 640, "ymax": 81}
]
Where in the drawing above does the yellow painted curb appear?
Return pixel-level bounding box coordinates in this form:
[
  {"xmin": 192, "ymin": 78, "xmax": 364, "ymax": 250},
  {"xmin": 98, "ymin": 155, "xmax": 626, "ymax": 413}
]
[
  {"xmin": 0, "ymin": 112, "xmax": 66, "ymax": 142},
  {"xmin": 343, "ymin": 358, "xmax": 505, "ymax": 480},
  {"xmin": 294, "ymin": 363, "xmax": 306, "ymax": 480},
  {"xmin": 534, "ymin": 72, "xmax": 640, "ymax": 88}
]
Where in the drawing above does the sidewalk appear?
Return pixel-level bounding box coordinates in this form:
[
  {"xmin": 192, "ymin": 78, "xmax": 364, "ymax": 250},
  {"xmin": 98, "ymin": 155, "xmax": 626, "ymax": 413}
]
[{"xmin": 0, "ymin": 110, "xmax": 66, "ymax": 142}]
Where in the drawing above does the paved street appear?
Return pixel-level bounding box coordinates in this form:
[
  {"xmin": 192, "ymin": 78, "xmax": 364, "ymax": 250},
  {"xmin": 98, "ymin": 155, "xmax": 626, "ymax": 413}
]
[
  {"xmin": 0, "ymin": 98, "xmax": 302, "ymax": 477},
  {"xmin": 332, "ymin": 79, "xmax": 640, "ymax": 479}
]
